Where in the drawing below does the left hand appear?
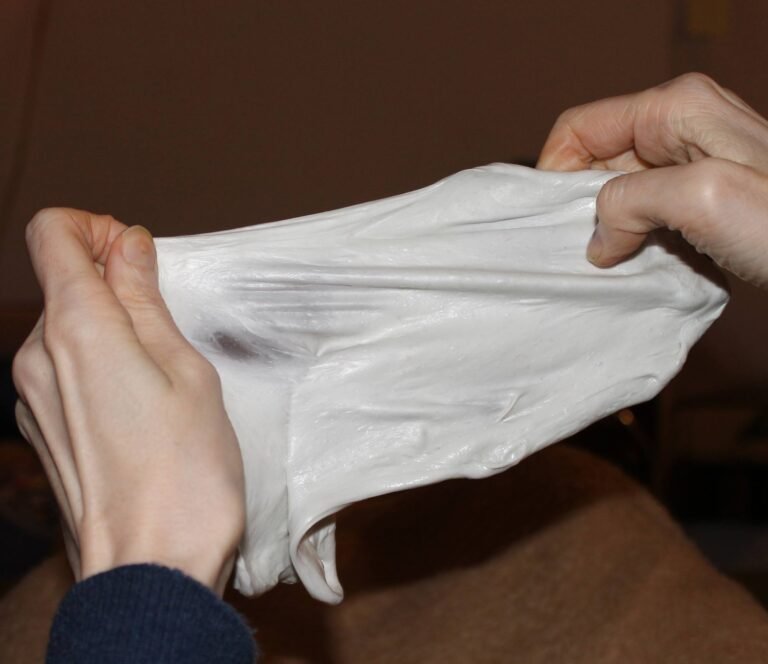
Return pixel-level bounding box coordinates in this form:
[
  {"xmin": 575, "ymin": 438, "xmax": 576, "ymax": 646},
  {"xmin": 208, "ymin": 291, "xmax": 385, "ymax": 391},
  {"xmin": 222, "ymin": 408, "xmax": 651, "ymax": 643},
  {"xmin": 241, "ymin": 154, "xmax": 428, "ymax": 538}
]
[{"xmin": 12, "ymin": 209, "xmax": 246, "ymax": 595}]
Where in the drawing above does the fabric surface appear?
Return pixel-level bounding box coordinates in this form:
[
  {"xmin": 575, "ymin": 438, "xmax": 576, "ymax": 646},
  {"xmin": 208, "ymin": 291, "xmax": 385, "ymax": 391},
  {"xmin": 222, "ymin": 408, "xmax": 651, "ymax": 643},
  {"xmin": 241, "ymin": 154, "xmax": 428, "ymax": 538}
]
[
  {"xmin": 155, "ymin": 164, "xmax": 728, "ymax": 601},
  {"xmin": 233, "ymin": 445, "xmax": 768, "ymax": 663},
  {"xmin": 46, "ymin": 565, "xmax": 256, "ymax": 663},
  {"xmin": 3, "ymin": 446, "xmax": 768, "ymax": 663}
]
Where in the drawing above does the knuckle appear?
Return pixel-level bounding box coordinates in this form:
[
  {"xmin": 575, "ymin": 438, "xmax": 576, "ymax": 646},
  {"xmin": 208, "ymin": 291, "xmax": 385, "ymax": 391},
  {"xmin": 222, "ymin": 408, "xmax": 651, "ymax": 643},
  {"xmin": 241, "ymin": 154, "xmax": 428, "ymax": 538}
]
[
  {"xmin": 669, "ymin": 72, "xmax": 721, "ymax": 100},
  {"xmin": 176, "ymin": 352, "xmax": 221, "ymax": 392},
  {"xmin": 42, "ymin": 304, "xmax": 95, "ymax": 356},
  {"xmin": 689, "ymin": 158, "xmax": 740, "ymax": 207},
  {"xmin": 645, "ymin": 74, "xmax": 730, "ymax": 154},
  {"xmin": 42, "ymin": 283, "xmax": 132, "ymax": 358},
  {"xmin": 655, "ymin": 73, "xmax": 724, "ymax": 124},
  {"xmin": 684, "ymin": 158, "xmax": 745, "ymax": 234},
  {"xmin": 25, "ymin": 208, "xmax": 63, "ymax": 249},
  {"xmin": 195, "ymin": 358, "xmax": 222, "ymax": 389},
  {"xmin": 25, "ymin": 208, "xmax": 90, "ymax": 262},
  {"xmin": 12, "ymin": 338, "xmax": 48, "ymax": 402},
  {"xmin": 553, "ymin": 105, "xmax": 582, "ymax": 129},
  {"xmin": 11, "ymin": 345, "xmax": 33, "ymax": 398}
]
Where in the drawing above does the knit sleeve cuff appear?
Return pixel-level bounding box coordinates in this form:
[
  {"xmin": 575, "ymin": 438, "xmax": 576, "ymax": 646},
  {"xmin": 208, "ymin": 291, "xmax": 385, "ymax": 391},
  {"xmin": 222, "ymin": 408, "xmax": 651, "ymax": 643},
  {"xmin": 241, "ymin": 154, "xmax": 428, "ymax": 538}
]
[{"xmin": 46, "ymin": 564, "xmax": 257, "ymax": 663}]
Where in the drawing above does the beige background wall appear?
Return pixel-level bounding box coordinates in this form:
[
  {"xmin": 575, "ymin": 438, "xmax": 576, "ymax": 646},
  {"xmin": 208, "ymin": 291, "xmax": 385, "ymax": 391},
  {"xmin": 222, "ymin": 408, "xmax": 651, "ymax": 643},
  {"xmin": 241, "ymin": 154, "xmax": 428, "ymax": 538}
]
[{"xmin": 0, "ymin": 0, "xmax": 765, "ymax": 395}]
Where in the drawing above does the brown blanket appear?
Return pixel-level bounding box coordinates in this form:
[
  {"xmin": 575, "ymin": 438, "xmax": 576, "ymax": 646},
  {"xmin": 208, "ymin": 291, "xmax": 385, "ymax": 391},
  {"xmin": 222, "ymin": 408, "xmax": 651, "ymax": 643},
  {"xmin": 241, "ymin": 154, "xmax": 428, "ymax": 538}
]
[{"xmin": 2, "ymin": 444, "xmax": 767, "ymax": 663}]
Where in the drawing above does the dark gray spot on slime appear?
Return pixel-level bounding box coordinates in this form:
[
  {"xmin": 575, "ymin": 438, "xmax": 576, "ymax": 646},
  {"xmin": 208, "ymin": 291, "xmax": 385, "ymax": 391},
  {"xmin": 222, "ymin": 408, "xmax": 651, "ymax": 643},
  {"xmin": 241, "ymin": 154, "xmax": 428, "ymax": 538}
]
[{"xmin": 211, "ymin": 331, "xmax": 258, "ymax": 360}]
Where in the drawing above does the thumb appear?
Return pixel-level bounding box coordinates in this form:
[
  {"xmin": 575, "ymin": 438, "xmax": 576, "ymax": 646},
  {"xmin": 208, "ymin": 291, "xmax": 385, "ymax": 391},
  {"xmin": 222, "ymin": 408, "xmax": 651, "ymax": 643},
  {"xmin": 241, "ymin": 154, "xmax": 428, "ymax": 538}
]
[
  {"xmin": 587, "ymin": 159, "xmax": 742, "ymax": 267},
  {"xmin": 587, "ymin": 158, "xmax": 768, "ymax": 286},
  {"xmin": 104, "ymin": 226, "xmax": 191, "ymax": 364}
]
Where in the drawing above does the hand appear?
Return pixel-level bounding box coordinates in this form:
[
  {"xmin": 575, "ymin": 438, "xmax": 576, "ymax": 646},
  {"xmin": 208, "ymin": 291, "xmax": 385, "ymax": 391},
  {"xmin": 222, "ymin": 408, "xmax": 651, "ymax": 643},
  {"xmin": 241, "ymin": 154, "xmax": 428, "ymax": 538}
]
[
  {"xmin": 12, "ymin": 209, "xmax": 245, "ymax": 595},
  {"xmin": 538, "ymin": 73, "xmax": 768, "ymax": 287}
]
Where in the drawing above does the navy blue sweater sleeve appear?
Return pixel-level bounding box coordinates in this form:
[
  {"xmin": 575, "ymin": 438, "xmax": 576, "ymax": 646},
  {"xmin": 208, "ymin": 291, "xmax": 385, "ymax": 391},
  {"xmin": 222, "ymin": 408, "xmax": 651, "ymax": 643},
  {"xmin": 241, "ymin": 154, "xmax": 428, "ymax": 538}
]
[{"xmin": 46, "ymin": 564, "xmax": 258, "ymax": 663}]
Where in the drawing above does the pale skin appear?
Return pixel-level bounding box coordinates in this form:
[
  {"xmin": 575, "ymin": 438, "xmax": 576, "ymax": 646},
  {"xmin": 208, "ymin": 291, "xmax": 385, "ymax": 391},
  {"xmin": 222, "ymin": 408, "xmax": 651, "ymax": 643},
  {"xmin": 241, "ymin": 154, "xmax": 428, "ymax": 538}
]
[
  {"xmin": 12, "ymin": 211, "xmax": 245, "ymax": 595},
  {"xmin": 11, "ymin": 72, "xmax": 768, "ymax": 599},
  {"xmin": 538, "ymin": 72, "xmax": 768, "ymax": 288}
]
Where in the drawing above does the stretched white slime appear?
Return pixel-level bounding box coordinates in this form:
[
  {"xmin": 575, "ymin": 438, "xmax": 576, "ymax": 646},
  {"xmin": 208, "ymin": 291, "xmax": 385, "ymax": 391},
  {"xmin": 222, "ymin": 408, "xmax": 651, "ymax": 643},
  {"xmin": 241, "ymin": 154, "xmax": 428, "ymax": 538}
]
[{"xmin": 155, "ymin": 164, "xmax": 728, "ymax": 603}]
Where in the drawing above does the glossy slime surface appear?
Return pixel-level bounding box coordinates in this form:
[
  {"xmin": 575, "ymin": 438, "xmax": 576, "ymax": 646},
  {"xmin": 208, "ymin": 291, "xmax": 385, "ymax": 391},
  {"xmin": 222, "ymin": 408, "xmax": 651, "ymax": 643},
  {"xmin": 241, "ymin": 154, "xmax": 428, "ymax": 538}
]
[{"xmin": 154, "ymin": 164, "xmax": 728, "ymax": 603}]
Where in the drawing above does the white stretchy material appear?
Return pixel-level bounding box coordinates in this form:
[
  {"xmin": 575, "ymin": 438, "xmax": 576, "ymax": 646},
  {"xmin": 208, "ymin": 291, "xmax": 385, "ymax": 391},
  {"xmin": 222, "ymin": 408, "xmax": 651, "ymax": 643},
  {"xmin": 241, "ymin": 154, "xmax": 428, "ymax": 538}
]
[{"xmin": 154, "ymin": 164, "xmax": 728, "ymax": 603}]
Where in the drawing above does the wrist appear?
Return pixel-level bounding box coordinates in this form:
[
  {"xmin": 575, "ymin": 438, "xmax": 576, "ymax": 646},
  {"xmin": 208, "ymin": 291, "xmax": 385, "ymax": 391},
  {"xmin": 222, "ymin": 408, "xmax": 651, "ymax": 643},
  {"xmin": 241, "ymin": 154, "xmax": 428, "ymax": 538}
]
[
  {"xmin": 82, "ymin": 549, "xmax": 235, "ymax": 595},
  {"xmin": 80, "ymin": 524, "xmax": 239, "ymax": 595}
]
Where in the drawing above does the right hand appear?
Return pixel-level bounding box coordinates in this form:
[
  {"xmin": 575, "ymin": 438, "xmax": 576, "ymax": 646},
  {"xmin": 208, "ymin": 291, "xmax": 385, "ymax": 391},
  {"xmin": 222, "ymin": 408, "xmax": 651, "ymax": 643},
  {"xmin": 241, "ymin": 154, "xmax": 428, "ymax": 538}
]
[{"xmin": 537, "ymin": 73, "xmax": 768, "ymax": 287}]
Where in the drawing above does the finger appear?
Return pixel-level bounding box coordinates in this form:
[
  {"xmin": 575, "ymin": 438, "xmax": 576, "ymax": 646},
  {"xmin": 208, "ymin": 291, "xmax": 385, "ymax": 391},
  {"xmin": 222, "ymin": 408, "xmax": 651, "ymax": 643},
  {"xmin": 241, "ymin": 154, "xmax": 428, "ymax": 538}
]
[
  {"xmin": 104, "ymin": 226, "xmax": 197, "ymax": 369},
  {"xmin": 26, "ymin": 208, "xmax": 126, "ymax": 312},
  {"xmin": 15, "ymin": 400, "xmax": 79, "ymax": 540},
  {"xmin": 538, "ymin": 91, "xmax": 644, "ymax": 171},
  {"xmin": 12, "ymin": 317, "xmax": 83, "ymax": 532},
  {"xmin": 25, "ymin": 209, "xmax": 149, "ymax": 376},
  {"xmin": 12, "ymin": 313, "xmax": 45, "ymax": 407},
  {"xmin": 587, "ymin": 158, "xmax": 765, "ymax": 274},
  {"xmin": 591, "ymin": 148, "xmax": 652, "ymax": 173},
  {"xmin": 539, "ymin": 73, "xmax": 768, "ymax": 174},
  {"xmin": 587, "ymin": 170, "xmax": 666, "ymax": 266},
  {"xmin": 62, "ymin": 525, "xmax": 82, "ymax": 581},
  {"xmin": 717, "ymin": 85, "xmax": 768, "ymax": 127}
]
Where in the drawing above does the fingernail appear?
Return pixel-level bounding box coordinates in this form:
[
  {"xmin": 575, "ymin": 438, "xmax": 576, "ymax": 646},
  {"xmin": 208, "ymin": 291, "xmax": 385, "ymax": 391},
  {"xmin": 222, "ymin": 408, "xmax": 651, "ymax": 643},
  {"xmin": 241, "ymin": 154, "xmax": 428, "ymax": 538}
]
[
  {"xmin": 122, "ymin": 226, "xmax": 156, "ymax": 269},
  {"xmin": 587, "ymin": 228, "xmax": 603, "ymax": 264}
]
